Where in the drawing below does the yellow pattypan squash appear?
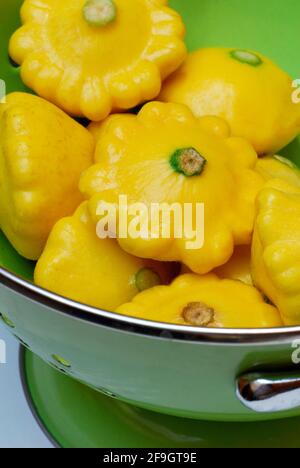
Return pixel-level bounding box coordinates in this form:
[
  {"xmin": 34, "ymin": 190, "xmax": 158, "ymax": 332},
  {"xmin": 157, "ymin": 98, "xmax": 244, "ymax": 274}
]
[
  {"xmin": 116, "ymin": 274, "xmax": 282, "ymax": 328},
  {"xmin": 181, "ymin": 245, "xmax": 252, "ymax": 285},
  {"xmin": 214, "ymin": 245, "xmax": 252, "ymax": 285},
  {"xmin": 80, "ymin": 101, "xmax": 263, "ymax": 274},
  {"xmin": 159, "ymin": 48, "xmax": 300, "ymax": 155},
  {"xmin": 256, "ymin": 155, "xmax": 300, "ymax": 188},
  {"xmin": 35, "ymin": 202, "xmax": 176, "ymax": 310},
  {"xmin": 0, "ymin": 92, "xmax": 94, "ymax": 260},
  {"xmin": 252, "ymin": 183, "xmax": 300, "ymax": 326},
  {"xmin": 9, "ymin": 0, "xmax": 186, "ymax": 121}
]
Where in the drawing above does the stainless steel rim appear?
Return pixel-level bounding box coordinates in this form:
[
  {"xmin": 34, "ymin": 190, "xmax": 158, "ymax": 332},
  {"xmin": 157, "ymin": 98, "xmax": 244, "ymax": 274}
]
[{"xmin": 1, "ymin": 265, "xmax": 300, "ymax": 344}]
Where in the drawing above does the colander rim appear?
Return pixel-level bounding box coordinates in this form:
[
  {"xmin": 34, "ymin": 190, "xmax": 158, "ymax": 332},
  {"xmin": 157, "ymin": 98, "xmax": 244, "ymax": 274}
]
[{"xmin": 0, "ymin": 265, "xmax": 299, "ymax": 344}]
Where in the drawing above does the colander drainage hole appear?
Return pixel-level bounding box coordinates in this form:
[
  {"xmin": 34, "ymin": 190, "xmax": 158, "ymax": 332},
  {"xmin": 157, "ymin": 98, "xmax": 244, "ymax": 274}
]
[
  {"xmin": 51, "ymin": 354, "xmax": 71, "ymax": 369},
  {"xmin": 0, "ymin": 313, "xmax": 15, "ymax": 329}
]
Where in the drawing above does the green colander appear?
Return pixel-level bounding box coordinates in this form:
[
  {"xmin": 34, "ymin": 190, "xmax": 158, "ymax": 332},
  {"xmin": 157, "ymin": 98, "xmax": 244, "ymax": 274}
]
[{"xmin": 1, "ymin": 0, "xmax": 300, "ymax": 423}]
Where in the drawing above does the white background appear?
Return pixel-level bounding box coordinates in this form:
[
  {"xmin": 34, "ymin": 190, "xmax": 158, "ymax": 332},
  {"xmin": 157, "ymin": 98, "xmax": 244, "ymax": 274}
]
[{"xmin": 0, "ymin": 323, "xmax": 53, "ymax": 448}]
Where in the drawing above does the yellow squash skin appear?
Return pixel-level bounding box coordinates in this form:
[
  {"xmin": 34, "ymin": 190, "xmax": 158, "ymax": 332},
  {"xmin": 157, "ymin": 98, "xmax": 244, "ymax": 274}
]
[
  {"xmin": 81, "ymin": 102, "xmax": 263, "ymax": 274},
  {"xmin": 9, "ymin": 0, "xmax": 186, "ymax": 121},
  {"xmin": 256, "ymin": 155, "xmax": 300, "ymax": 188},
  {"xmin": 0, "ymin": 92, "xmax": 94, "ymax": 260},
  {"xmin": 159, "ymin": 48, "xmax": 300, "ymax": 155},
  {"xmin": 35, "ymin": 202, "xmax": 175, "ymax": 311},
  {"xmin": 214, "ymin": 245, "xmax": 252, "ymax": 285},
  {"xmin": 252, "ymin": 184, "xmax": 300, "ymax": 326},
  {"xmin": 116, "ymin": 274, "xmax": 282, "ymax": 328},
  {"xmin": 182, "ymin": 245, "xmax": 252, "ymax": 284}
]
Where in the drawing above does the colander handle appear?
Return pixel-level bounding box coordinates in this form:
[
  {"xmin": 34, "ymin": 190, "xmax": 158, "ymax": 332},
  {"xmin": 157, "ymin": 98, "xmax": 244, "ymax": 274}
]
[{"xmin": 236, "ymin": 371, "xmax": 300, "ymax": 413}]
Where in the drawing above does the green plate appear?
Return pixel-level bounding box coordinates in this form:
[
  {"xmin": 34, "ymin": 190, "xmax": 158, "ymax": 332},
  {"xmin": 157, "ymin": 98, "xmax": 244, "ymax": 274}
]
[{"xmin": 24, "ymin": 349, "xmax": 300, "ymax": 448}]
